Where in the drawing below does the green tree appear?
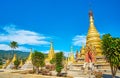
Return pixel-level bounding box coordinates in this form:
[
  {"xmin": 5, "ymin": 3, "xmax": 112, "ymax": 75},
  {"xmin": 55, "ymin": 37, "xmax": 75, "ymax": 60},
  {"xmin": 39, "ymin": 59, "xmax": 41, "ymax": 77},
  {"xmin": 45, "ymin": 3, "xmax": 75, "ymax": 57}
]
[
  {"xmin": 9, "ymin": 41, "xmax": 18, "ymax": 58},
  {"xmin": 14, "ymin": 59, "xmax": 20, "ymax": 69},
  {"xmin": 101, "ymin": 34, "xmax": 120, "ymax": 78},
  {"xmin": 50, "ymin": 57, "xmax": 56, "ymax": 64},
  {"xmin": 32, "ymin": 51, "xmax": 45, "ymax": 74},
  {"xmin": 0, "ymin": 58, "xmax": 3, "ymax": 65},
  {"xmin": 55, "ymin": 52, "xmax": 64, "ymax": 76}
]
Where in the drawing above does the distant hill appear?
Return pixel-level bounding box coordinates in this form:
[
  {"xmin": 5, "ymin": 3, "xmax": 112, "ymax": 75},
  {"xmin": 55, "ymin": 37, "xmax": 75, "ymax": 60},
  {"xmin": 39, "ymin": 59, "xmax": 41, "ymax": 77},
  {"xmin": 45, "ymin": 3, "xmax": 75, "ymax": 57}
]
[{"xmin": 0, "ymin": 50, "xmax": 30, "ymax": 60}]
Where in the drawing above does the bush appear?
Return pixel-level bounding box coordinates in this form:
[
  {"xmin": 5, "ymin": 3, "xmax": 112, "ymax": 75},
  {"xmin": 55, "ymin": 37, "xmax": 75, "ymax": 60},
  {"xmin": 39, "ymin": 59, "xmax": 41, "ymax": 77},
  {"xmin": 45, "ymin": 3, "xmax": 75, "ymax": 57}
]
[
  {"xmin": 45, "ymin": 64, "xmax": 55, "ymax": 71},
  {"xmin": 94, "ymin": 71, "xmax": 103, "ymax": 78},
  {"xmin": 14, "ymin": 59, "xmax": 20, "ymax": 69},
  {"xmin": 0, "ymin": 62, "xmax": 3, "ymax": 65}
]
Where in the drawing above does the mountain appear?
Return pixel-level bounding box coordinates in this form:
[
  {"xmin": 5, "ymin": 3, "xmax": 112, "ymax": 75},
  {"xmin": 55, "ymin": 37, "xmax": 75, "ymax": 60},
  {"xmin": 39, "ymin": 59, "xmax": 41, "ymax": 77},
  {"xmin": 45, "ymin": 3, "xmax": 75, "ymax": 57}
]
[{"xmin": 0, "ymin": 50, "xmax": 29, "ymax": 60}]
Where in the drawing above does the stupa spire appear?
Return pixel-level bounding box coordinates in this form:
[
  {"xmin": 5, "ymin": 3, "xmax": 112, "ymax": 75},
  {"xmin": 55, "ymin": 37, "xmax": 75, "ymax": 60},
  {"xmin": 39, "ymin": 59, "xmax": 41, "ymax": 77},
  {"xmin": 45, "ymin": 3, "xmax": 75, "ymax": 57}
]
[
  {"xmin": 68, "ymin": 46, "xmax": 74, "ymax": 62},
  {"xmin": 48, "ymin": 41, "xmax": 55, "ymax": 60},
  {"xmin": 81, "ymin": 45, "xmax": 85, "ymax": 54},
  {"xmin": 27, "ymin": 48, "xmax": 32, "ymax": 61},
  {"xmin": 86, "ymin": 10, "xmax": 102, "ymax": 56},
  {"xmin": 21, "ymin": 48, "xmax": 33, "ymax": 70},
  {"xmin": 50, "ymin": 41, "xmax": 53, "ymax": 50},
  {"xmin": 88, "ymin": 10, "xmax": 98, "ymax": 34},
  {"xmin": 89, "ymin": 10, "xmax": 94, "ymax": 24},
  {"xmin": 11, "ymin": 54, "xmax": 17, "ymax": 63},
  {"xmin": 19, "ymin": 59, "xmax": 23, "ymax": 67}
]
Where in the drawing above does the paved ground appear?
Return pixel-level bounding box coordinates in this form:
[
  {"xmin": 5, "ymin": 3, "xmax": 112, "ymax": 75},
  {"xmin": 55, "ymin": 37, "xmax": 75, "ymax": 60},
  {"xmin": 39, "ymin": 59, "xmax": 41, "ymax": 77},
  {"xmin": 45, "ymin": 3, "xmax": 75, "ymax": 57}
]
[
  {"xmin": 67, "ymin": 70, "xmax": 120, "ymax": 78},
  {"xmin": 0, "ymin": 72, "xmax": 67, "ymax": 78},
  {"xmin": 0, "ymin": 69, "xmax": 120, "ymax": 78}
]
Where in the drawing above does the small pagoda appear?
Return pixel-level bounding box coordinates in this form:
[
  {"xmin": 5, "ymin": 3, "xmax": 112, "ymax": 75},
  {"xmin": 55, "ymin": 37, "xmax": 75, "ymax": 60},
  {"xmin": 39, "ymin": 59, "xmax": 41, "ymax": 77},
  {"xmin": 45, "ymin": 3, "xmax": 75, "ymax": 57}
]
[
  {"xmin": 2, "ymin": 59, "xmax": 10, "ymax": 69},
  {"xmin": 76, "ymin": 45, "xmax": 85, "ymax": 64},
  {"xmin": 6, "ymin": 54, "xmax": 17, "ymax": 69},
  {"xmin": 19, "ymin": 59, "xmax": 23, "ymax": 68},
  {"xmin": 67, "ymin": 46, "xmax": 75, "ymax": 70},
  {"xmin": 21, "ymin": 49, "xmax": 33, "ymax": 70},
  {"xmin": 45, "ymin": 41, "xmax": 55, "ymax": 64},
  {"xmin": 68, "ymin": 46, "xmax": 75, "ymax": 63}
]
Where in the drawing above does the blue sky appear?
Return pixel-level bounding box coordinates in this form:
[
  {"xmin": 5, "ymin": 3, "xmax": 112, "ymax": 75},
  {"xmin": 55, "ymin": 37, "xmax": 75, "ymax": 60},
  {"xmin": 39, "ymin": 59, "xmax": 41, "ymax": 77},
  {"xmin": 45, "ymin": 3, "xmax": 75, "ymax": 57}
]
[{"xmin": 0, "ymin": 0, "xmax": 119, "ymax": 55}]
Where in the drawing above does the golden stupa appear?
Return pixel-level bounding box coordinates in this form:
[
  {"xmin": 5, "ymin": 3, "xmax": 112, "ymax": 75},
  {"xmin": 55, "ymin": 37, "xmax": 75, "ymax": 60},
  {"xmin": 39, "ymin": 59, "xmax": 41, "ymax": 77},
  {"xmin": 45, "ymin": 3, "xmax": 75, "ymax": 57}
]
[
  {"xmin": 86, "ymin": 11, "xmax": 109, "ymax": 69},
  {"xmin": 75, "ymin": 45, "xmax": 85, "ymax": 64},
  {"xmin": 19, "ymin": 59, "xmax": 23, "ymax": 67},
  {"xmin": 21, "ymin": 49, "xmax": 33, "ymax": 70},
  {"xmin": 80, "ymin": 45, "xmax": 85, "ymax": 58},
  {"xmin": 26, "ymin": 49, "xmax": 32, "ymax": 63},
  {"xmin": 71, "ymin": 10, "xmax": 110, "ymax": 70},
  {"xmin": 11, "ymin": 54, "xmax": 17, "ymax": 63},
  {"xmin": 86, "ymin": 10, "xmax": 102, "ymax": 57},
  {"xmin": 45, "ymin": 41, "xmax": 55, "ymax": 63},
  {"xmin": 68, "ymin": 46, "xmax": 74, "ymax": 63},
  {"xmin": 2, "ymin": 59, "xmax": 10, "ymax": 69},
  {"xmin": 5, "ymin": 54, "xmax": 17, "ymax": 69}
]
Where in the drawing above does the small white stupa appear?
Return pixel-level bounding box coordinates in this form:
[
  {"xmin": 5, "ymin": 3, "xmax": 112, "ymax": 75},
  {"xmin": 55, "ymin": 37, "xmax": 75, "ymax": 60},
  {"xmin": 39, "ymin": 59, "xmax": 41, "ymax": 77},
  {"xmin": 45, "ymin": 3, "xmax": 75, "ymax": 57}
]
[
  {"xmin": 21, "ymin": 49, "xmax": 33, "ymax": 70},
  {"xmin": 6, "ymin": 54, "xmax": 16, "ymax": 69}
]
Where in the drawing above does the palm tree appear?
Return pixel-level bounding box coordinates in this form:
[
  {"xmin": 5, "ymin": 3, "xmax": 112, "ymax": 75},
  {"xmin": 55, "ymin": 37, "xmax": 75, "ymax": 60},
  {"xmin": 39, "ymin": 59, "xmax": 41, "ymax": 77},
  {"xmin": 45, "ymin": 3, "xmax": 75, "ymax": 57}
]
[{"xmin": 9, "ymin": 41, "xmax": 18, "ymax": 58}]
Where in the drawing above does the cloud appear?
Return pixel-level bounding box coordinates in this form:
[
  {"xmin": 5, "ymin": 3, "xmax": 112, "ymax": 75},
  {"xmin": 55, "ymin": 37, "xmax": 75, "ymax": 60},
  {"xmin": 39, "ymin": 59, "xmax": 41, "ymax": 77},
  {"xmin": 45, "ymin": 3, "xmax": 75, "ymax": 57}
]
[
  {"xmin": 0, "ymin": 44, "xmax": 29, "ymax": 51},
  {"xmin": 63, "ymin": 51, "xmax": 69, "ymax": 57},
  {"xmin": 72, "ymin": 32, "xmax": 104, "ymax": 46},
  {"xmin": 0, "ymin": 24, "xmax": 50, "ymax": 45},
  {"xmin": 72, "ymin": 35, "xmax": 86, "ymax": 46}
]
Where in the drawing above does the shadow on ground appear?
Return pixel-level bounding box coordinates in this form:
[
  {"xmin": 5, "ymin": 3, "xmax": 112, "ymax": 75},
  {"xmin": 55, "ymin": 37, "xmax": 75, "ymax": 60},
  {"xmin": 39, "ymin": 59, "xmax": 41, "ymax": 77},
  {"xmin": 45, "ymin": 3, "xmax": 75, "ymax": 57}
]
[{"xmin": 103, "ymin": 74, "xmax": 120, "ymax": 78}]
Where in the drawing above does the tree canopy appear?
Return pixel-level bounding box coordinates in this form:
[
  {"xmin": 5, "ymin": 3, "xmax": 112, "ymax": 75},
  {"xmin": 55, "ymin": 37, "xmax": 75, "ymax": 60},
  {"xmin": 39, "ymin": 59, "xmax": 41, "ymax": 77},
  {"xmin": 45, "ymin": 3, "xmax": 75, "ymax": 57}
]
[
  {"xmin": 32, "ymin": 51, "xmax": 45, "ymax": 74},
  {"xmin": 14, "ymin": 59, "xmax": 20, "ymax": 69},
  {"xmin": 101, "ymin": 34, "xmax": 120, "ymax": 78},
  {"xmin": 9, "ymin": 41, "xmax": 18, "ymax": 58},
  {"xmin": 10, "ymin": 41, "xmax": 18, "ymax": 50},
  {"xmin": 55, "ymin": 52, "xmax": 64, "ymax": 76}
]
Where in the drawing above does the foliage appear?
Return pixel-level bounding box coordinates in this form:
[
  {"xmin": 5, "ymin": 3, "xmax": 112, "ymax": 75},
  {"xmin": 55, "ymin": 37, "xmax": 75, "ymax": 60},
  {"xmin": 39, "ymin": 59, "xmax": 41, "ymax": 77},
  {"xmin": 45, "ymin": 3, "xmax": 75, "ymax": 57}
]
[
  {"xmin": 9, "ymin": 41, "xmax": 18, "ymax": 59},
  {"xmin": 14, "ymin": 59, "xmax": 20, "ymax": 69},
  {"xmin": 10, "ymin": 41, "xmax": 18, "ymax": 49},
  {"xmin": 94, "ymin": 71, "xmax": 103, "ymax": 78},
  {"xmin": 50, "ymin": 57, "xmax": 56, "ymax": 64},
  {"xmin": 101, "ymin": 34, "xmax": 120, "ymax": 78},
  {"xmin": 44, "ymin": 54, "xmax": 48, "ymax": 58},
  {"xmin": 0, "ymin": 58, "xmax": 3, "ymax": 65},
  {"xmin": 55, "ymin": 52, "xmax": 64, "ymax": 76},
  {"xmin": 32, "ymin": 51, "xmax": 45, "ymax": 68},
  {"xmin": 22, "ymin": 57, "xmax": 27, "ymax": 64},
  {"xmin": 32, "ymin": 51, "xmax": 45, "ymax": 74},
  {"xmin": 0, "ymin": 62, "xmax": 3, "ymax": 65}
]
